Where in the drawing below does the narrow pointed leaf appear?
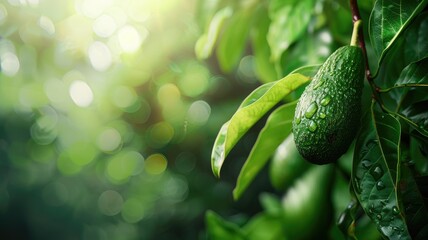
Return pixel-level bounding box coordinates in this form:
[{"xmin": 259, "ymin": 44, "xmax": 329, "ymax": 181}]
[
  {"xmin": 352, "ymin": 102, "xmax": 411, "ymax": 239},
  {"xmin": 233, "ymin": 101, "xmax": 297, "ymax": 200},
  {"xmin": 216, "ymin": 9, "xmax": 253, "ymax": 73},
  {"xmin": 211, "ymin": 73, "xmax": 310, "ymax": 177},
  {"xmin": 195, "ymin": 7, "xmax": 233, "ymax": 60},
  {"xmin": 369, "ymin": 0, "xmax": 428, "ymax": 70}
]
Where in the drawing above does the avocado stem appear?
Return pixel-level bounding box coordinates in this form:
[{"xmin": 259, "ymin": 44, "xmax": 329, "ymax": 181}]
[{"xmin": 350, "ymin": 20, "xmax": 361, "ymax": 46}]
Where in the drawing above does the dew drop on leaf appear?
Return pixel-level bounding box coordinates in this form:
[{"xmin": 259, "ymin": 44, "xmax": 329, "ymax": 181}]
[
  {"xmin": 376, "ymin": 181, "xmax": 385, "ymax": 190},
  {"xmin": 305, "ymin": 102, "xmax": 318, "ymax": 119},
  {"xmin": 392, "ymin": 206, "xmax": 400, "ymax": 215},
  {"xmin": 361, "ymin": 159, "xmax": 372, "ymax": 169},
  {"xmin": 370, "ymin": 165, "xmax": 383, "ymax": 181}
]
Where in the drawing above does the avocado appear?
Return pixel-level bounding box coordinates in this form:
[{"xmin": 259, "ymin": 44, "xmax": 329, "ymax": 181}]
[{"xmin": 292, "ymin": 46, "xmax": 364, "ymax": 164}]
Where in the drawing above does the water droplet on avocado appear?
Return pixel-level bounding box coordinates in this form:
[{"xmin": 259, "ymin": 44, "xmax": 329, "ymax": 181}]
[
  {"xmin": 320, "ymin": 95, "xmax": 331, "ymax": 106},
  {"xmin": 324, "ymin": 87, "xmax": 330, "ymax": 93},
  {"xmin": 308, "ymin": 121, "xmax": 318, "ymax": 132},
  {"xmin": 370, "ymin": 165, "xmax": 383, "ymax": 181},
  {"xmin": 319, "ymin": 112, "xmax": 326, "ymax": 119},
  {"xmin": 305, "ymin": 102, "xmax": 318, "ymax": 119},
  {"xmin": 295, "ymin": 117, "xmax": 301, "ymax": 124},
  {"xmin": 376, "ymin": 181, "xmax": 385, "ymax": 190},
  {"xmin": 313, "ymin": 80, "xmax": 324, "ymax": 90},
  {"xmin": 376, "ymin": 214, "xmax": 382, "ymax": 220}
]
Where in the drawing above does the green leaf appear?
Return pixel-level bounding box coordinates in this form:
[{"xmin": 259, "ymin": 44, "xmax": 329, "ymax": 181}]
[
  {"xmin": 267, "ymin": 0, "xmax": 315, "ymax": 62},
  {"xmin": 352, "ymin": 101, "xmax": 411, "ymax": 239},
  {"xmin": 391, "ymin": 57, "xmax": 428, "ymax": 137},
  {"xmin": 259, "ymin": 193, "xmax": 283, "ymax": 217},
  {"xmin": 399, "ymin": 166, "xmax": 428, "ymax": 239},
  {"xmin": 205, "ymin": 210, "xmax": 247, "ymax": 240},
  {"xmin": 211, "ymin": 73, "xmax": 310, "ymax": 178},
  {"xmin": 216, "ymin": 9, "xmax": 253, "ymax": 73},
  {"xmin": 251, "ymin": 7, "xmax": 278, "ymax": 83},
  {"xmin": 337, "ymin": 200, "xmax": 359, "ymax": 239},
  {"xmin": 369, "ymin": 0, "xmax": 428, "ymax": 71},
  {"xmin": 404, "ymin": 12, "xmax": 428, "ymax": 63},
  {"xmin": 233, "ymin": 101, "xmax": 297, "ymax": 200},
  {"xmin": 195, "ymin": 7, "xmax": 233, "ymax": 60},
  {"xmin": 242, "ymin": 213, "xmax": 286, "ymax": 240}
]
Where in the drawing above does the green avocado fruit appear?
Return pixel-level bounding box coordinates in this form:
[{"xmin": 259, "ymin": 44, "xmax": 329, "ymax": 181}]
[
  {"xmin": 292, "ymin": 45, "xmax": 364, "ymax": 164},
  {"xmin": 269, "ymin": 133, "xmax": 310, "ymax": 191}
]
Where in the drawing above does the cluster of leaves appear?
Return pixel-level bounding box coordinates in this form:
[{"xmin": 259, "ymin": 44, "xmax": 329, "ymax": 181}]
[{"xmin": 197, "ymin": 0, "xmax": 428, "ymax": 239}]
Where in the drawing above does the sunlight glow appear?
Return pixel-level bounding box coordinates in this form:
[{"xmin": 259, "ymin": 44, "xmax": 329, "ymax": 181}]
[
  {"xmin": 88, "ymin": 41, "xmax": 112, "ymax": 71},
  {"xmin": 118, "ymin": 25, "xmax": 145, "ymax": 53},
  {"xmin": 69, "ymin": 80, "xmax": 94, "ymax": 107},
  {"xmin": 93, "ymin": 14, "xmax": 117, "ymax": 38}
]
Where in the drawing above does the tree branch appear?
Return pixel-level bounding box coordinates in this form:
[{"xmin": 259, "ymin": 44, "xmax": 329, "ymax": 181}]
[{"xmin": 350, "ymin": 0, "xmax": 372, "ymax": 82}]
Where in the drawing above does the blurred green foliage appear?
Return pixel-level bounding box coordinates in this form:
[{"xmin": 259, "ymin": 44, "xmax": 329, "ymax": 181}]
[{"xmin": 0, "ymin": 0, "xmax": 265, "ymax": 239}]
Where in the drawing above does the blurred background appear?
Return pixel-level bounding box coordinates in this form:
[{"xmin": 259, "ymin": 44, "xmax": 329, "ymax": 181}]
[{"xmin": 0, "ymin": 0, "xmax": 270, "ymax": 239}]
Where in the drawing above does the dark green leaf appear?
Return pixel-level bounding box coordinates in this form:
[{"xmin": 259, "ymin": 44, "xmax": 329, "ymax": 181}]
[
  {"xmin": 233, "ymin": 101, "xmax": 297, "ymax": 200},
  {"xmin": 211, "ymin": 73, "xmax": 309, "ymax": 177},
  {"xmin": 251, "ymin": 7, "xmax": 278, "ymax": 83},
  {"xmin": 369, "ymin": 0, "xmax": 428, "ymax": 70},
  {"xmin": 205, "ymin": 210, "xmax": 247, "ymax": 240},
  {"xmin": 352, "ymin": 102, "xmax": 411, "ymax": 239},
  {"xmin": 267, "ymin": 0, "xmax": 315, "ymax": 62},
  {"xmin": 404, "ymin": 12, "xmax": 428, "ymax": 63},
  {"xmin": 195, "ymin": 7, "xmax": 233, "ymax": 60},
  {"xmin": 399, "ymin": 166, "xmax": 428, "ymax": 240},
  {"xmin": 391, "ymin": 57, "xmax": 428, "ymax": 137},
  {"xmin": 216, "ymin": 9, "xmax": 253, "ymax": 73}
]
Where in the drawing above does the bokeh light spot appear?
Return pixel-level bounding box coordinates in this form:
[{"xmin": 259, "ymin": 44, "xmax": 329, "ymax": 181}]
[
  {"xmin": 145, "ymin": 153, "xmax": 167, "ymax": 175},
  {"xmin": 30, "ymin": 108, "xmax": 59, "ymax": 145},
  {"xmin": 107, "ymin": 150, "xmax": 144, "ymax": 183},
  {"xmin": 80, "ymin": 0, "xmax": 111, "ymax": 18},
  {"xmin": 157, "ymin": 83, "xmax": 181, "ymax": 106},
  {"xmin": 93, "ymin": 14, "xmax": 116, "ymax": 38},
  {"xmin": 0, "ymin": 4, "xmax": 8, "ymax": 24},
  {"xmin": 111, "ymin": 86, "xmax": 137, "ymax": 109},
  {"xmin": 88, "ymin": 41, "xmax": 112, "ymax": 71},
  {"xmin": 57, "ymin": 152, "xmax": 82, "ymax": 175},
  {"xmin": 68, "ymin": 141, "xmax": 98, "ymax": 166},
  {"xmin": 98, "ymin": 190, "xmax": 123, "ymax": 216},
  {"xmin": 187, "ymin": 100, "xmax": 211, "ymax": 125},
  {"xmin": 121, "ymin": 198, "xmax": 144, "ymax": 223},
  {"xmin": 69, "ymin": 80, "xmax": 94, "ymax": 107},
  {"xmin": 178, "ymin": 63, "xmax": 209, "ymax": 97},
  {"xmin": 148, "ymin": 122, "xmax": 174, "ymax": 148},
  {"xmin": 39, "ymin": 16, "xmax": 55, "ymax": 35},
  {"xmin": 97, "ymin": 128, "xmax": 122, "ymax": 152},
  {"xmin": 118, "ymin": 25, "xmax": 145, "ymax": 53},
  {"xmin": 1, "ymin": 52, "xmax": 20, "ymax": 76}
]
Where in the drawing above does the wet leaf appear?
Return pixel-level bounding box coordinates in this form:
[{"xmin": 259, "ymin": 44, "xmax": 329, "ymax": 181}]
[
  {"xmin": 352, "ymin": 102, "xmax": 411, "ymax": 239},
  {"xmin": 211, "ymin": 73, "xmax": 309, "ymax": 178},
  {"xmin": 369, "ymin": 0, "xmax": 428, "ymax": 71}
]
